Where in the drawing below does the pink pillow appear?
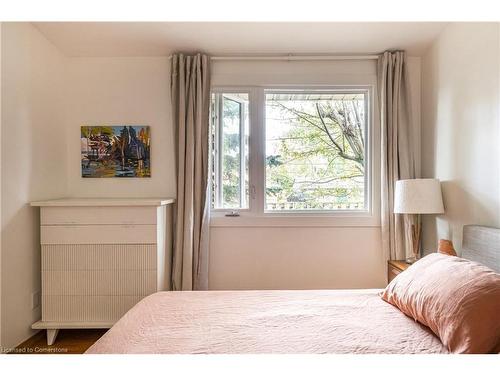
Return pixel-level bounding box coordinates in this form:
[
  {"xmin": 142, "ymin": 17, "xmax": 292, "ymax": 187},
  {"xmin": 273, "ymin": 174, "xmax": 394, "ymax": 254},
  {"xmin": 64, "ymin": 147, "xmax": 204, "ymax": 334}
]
[{"xmin": 381, "ymin": 253, "xmax": 500, "ymax": 353}]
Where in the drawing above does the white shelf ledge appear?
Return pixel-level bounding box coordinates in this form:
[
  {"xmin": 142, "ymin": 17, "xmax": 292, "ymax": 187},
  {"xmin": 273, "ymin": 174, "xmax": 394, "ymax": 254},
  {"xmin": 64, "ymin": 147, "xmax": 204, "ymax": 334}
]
[
  {"xmin": 32, "ymin": 320, "xmax": 114, "ymax": 329},
  {"xmin": 30, "ymin": 197, "xmax": 175, "ymax": 207}
]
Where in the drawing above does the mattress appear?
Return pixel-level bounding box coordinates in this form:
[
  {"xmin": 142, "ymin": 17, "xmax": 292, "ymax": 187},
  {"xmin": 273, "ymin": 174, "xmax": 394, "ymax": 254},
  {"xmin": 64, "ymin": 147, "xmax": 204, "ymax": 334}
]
[{"xmin": 86, "ymin": 289, "xmax": 448, "ymax": 354}]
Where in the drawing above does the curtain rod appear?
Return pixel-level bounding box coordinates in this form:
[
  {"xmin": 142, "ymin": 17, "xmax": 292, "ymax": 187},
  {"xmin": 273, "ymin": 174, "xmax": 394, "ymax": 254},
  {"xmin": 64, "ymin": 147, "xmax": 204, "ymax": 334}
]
[{"xmin": 168, "ymin": 54, "xmax": 379, "ymax": 61}]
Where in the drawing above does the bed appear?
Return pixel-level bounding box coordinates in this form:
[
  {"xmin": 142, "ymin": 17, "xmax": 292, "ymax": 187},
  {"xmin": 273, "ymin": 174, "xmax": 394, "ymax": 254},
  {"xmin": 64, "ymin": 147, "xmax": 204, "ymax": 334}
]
[{"xmin": 86, "ymin": 225, "xmax": 500, "ymax": 354}]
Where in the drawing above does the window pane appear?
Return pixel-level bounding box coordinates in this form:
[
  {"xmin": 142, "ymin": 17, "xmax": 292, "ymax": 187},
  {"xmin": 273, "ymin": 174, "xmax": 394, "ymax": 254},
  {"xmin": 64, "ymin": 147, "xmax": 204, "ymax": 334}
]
[
  {"xmin": 265, "ymin": 92, "xmax": 366, "ymax": 211},
  {"xmin": 210, "ymin": 93, "xmax": 249, "ymax": 209}
]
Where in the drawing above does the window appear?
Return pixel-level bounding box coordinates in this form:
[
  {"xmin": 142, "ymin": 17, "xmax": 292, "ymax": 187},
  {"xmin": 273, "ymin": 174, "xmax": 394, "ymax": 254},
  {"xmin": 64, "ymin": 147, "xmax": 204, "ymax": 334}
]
[
  {"xmin": 210, "ymin": 88, "xmax": 371, "ymax": 216},
  {"xmin": 210, "ymin": 92, "xmax": 249, "ymax": 209}
]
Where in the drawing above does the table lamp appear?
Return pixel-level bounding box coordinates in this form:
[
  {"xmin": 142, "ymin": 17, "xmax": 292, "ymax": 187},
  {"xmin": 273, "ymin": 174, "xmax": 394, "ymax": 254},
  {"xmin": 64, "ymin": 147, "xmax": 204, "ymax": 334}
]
[{"xmin": 394, "ymin": 178, "xmax": 445, "ymax": 263}]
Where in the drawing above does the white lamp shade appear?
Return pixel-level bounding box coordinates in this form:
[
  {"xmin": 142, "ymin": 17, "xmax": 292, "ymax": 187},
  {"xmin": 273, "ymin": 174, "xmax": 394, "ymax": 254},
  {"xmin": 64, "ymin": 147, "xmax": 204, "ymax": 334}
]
[{"xmin": 394, "ymin": 179, "xmax": 444, "ymax": 214}]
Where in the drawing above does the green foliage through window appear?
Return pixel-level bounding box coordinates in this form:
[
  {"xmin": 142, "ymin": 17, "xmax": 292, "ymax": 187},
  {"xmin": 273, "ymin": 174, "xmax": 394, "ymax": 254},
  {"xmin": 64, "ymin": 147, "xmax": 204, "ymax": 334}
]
[
  {"xmin": 265, "ymin": 92, "xmax": 366, "ymax": 211},
  {"xmin": 210, "ymin": 93, "xmax": 249, "ymax": 209}
]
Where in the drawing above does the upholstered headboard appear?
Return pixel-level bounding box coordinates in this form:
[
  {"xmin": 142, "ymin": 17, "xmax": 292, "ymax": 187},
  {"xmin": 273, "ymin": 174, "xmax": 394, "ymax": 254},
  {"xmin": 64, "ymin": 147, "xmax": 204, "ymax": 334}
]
[{"xmin": 462, "ymin": 225, "xmax": 500, "ymax": 272}]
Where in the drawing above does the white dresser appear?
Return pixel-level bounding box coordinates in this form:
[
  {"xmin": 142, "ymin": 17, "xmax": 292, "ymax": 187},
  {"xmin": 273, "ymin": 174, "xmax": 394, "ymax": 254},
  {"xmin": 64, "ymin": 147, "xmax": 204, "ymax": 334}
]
[{"xmin": 30, "ymin": 198, "xmax": 175, "ymax": 345}]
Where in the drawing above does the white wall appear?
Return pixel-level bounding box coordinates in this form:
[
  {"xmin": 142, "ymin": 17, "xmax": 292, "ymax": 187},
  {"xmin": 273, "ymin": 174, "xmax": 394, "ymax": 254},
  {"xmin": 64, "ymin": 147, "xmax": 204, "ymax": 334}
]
[
  {"xmin": 66, "ymin": 57, "xmax": 175, "ymax": 198},
  {"xmin": 1, "ymin": 23, "xmax": 68, "ymax": 348},
  {"xmin": 210, "ymin": 226, "xmax": 384, "ymax": 289},
  {"xmin": 421, "ymin": 23, "xmax": 500, "ymax": 254},
  {"xmin": 208, "ymin": 58, "xmax": 421, "ymax": 290}
]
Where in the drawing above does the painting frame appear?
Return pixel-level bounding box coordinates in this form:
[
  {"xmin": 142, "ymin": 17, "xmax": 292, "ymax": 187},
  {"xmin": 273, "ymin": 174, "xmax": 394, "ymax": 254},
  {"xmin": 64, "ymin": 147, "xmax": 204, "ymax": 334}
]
[{"xmin": 81, "ymin": 125, "xmax": 151, "ymax": 178}]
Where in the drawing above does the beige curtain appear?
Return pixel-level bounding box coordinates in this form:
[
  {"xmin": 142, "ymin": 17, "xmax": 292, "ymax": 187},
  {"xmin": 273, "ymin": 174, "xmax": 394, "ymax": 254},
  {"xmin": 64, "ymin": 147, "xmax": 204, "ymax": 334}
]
[
  {"xmin": 378, "ymin": 51, "xmax": 417, "ymax": 261},
  {"xmin": 170, "ymin": 53, "xmax": 211, "ymax": 290}
]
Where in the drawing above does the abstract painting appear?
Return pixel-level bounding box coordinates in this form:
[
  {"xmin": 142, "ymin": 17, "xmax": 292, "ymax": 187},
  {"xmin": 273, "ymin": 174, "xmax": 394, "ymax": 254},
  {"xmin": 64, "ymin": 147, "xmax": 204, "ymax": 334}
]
[{"xmin": 81, "ymin": 125, "xmax": 151, "ymax": 178}]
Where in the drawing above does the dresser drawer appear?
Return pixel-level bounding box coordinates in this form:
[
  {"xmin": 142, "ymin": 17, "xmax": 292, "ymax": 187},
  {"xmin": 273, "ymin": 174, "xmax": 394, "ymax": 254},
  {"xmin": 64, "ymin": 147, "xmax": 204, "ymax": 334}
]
[
  {"xmin": 42, "ymin": 295, "xmax": 145, "ymax": 322},
  {"xmin": 387, "ymin": 260, "xmax": 410, "ymax": 283},
  {"xmin": 388, "ymin": 265, "xmax": 402, "ymax": 283},
  {"xmin": 42, "ymin": 244, "xmax": 157, "ymax": 270},
  {"xmin": 43, "ymin": 270, "xmax": 157, "ymax": 296},
  {"xmin": 41, "ymin": 206, "xmax": 157, "ymax": 225},
  {"xmin": 41, "ymin": 224, "xmax": 157, "ymax": 244}
]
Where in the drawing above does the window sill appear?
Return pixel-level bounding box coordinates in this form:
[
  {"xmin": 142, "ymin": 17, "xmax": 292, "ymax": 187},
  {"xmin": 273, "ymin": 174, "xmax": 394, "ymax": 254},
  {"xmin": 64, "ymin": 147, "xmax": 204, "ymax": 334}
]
[{"xmin": 209, "ymin": 214, "xmax": 380, "ymax": 228}]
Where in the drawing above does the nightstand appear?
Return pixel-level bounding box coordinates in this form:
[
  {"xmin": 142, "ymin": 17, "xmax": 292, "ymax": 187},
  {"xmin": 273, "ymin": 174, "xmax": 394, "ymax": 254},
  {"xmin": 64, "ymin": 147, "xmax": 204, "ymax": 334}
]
[{"xmin": 387, "ymin": 260, "xmax": 410, "ymax": 283}]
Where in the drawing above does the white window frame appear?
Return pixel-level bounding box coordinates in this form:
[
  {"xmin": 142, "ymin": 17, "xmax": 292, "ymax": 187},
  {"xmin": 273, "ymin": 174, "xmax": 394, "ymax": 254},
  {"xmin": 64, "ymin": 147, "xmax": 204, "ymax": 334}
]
[
  {"xmin": 210, "ymin": 85, "xmax": 378, "ymax": 228},
  {"xmin": 210, "ymin": 88, "xmax": 252, "ymax": 214}
]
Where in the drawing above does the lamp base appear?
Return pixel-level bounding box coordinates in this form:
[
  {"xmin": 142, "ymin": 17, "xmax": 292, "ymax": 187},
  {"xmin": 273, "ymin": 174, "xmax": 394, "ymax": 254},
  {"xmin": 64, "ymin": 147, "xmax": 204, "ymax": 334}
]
[
  {"xmin": 404, "ymin": 257, "xmax": 418, "ymax": 265},
  {"xmin": 410, "ymin": 219, "xmax": 422, "ymax": 261}
]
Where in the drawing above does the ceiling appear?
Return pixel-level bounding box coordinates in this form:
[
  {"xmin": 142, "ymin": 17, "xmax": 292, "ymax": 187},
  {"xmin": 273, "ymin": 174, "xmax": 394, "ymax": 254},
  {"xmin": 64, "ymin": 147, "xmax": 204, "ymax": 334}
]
[{"xmin": 33, "ymin": 22, "xmax": 448, "ymax": 57}]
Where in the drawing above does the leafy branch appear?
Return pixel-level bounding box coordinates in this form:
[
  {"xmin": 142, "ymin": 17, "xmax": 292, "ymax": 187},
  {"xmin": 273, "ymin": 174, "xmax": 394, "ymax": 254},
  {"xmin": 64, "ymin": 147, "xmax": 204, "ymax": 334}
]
[{"xmin": 270, "ymin": 99, "xmax": 364, "ymax": 169}]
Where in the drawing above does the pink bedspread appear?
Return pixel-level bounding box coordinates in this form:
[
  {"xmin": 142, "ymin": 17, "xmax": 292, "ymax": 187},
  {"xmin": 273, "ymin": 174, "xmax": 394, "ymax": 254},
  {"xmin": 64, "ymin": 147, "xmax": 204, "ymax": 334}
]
[{"xmin": 86, "ymin": 289, "xmax": 448, "ymax": 354}]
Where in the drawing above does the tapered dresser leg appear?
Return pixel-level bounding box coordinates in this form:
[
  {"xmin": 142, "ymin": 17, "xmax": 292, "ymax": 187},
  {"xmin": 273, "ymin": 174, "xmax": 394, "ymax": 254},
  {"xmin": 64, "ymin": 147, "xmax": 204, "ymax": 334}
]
[{"xmin": 47, "ymin": 329, "xmax": 59, "ymax": 345}]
